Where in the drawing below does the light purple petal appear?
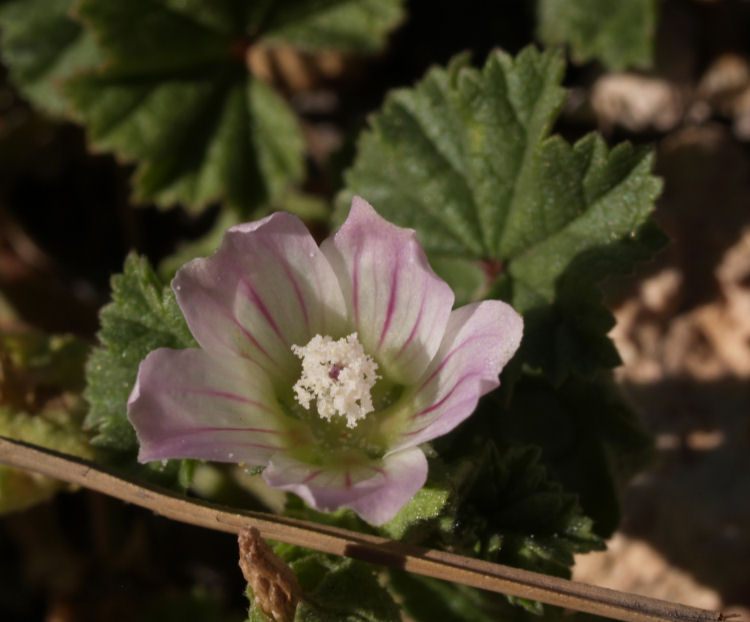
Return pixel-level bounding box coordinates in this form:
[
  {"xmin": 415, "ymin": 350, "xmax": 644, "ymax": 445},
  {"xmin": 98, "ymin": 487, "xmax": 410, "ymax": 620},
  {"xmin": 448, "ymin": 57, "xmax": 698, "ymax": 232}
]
[
  {"xmin": 173, "ymin": 212, "xmax": 348, "ymax": 387},
  {"xmin": 127, "ymin": 347, "xmax": 291, "ymax": 464},
  {"xmin": 321, "ymin": 197, "xmax": 454, "ymax": 384},
  {"xmin": 389, "ymin": 300, "xmax": 523, "ymax": 451},
  {"xmin": 263, "ymin": 447, "xmax": 428, "ymax": 525}
]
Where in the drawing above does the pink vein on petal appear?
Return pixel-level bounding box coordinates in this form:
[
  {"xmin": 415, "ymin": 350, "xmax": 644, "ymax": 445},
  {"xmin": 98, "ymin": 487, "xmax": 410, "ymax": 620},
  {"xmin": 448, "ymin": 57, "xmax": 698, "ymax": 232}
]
[
  {"xmin": 352, "ymin": 244, "xmax": 362, "ymax": 327},
  {"xmin": 411, "ymin": 373, "xmax": 473, "ymax": 419},
  {"xmin": 403, "ymin": 396, "xmax": 476, "ymax": 437},
  {"xmin": 393, "ymin": 293, "xmax": 426, "ymax": 361},
  {"xmin": 369, "ymin": 465, "xmax": 387, "ymax": 478},
  {"xmin": 204, "ymin": 294, "xmax": 278, "ymax": 369},
  {"xmin": 240, "ymin": 280, "xmax": 286, "ymax": 345},
  {"xmin": 222, "ymin": 256, "xmax": 287, "ymax": 346},
  {"xmin": 257, "ymin": 237, "xmax": 311, "ymax": 334},
  {"xmin": 278, "ymin": 253, "xmax": 310, "ymax": 332},
  {"xmin": 376, "ymin": 263, "xmax": 399, "ymax": 351},
  {"xmin": 175, "ymin": 387, "xmax": 276, "ymax": 413},
  {"xmin": 303, "ymin": 470, "xmax": 323, "ymax": 483},
  {"xmin": 177, "ymin": 440, "xmax": 282, "ymax": 451},
  {"xmin": 169, "ymin": 426, "xmax": 281, "ymax": 436},
  {"xmin": 416, "ymin": 334, "xmax": 488, "ymax": 393}
]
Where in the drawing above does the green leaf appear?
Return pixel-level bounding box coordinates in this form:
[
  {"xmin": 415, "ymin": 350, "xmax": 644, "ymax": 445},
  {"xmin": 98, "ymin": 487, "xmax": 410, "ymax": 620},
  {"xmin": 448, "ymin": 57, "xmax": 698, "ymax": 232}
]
[
  {"xmin": 537, "ymin": 0, "xmax": 657, "ymax": 71},
  {"xmin": 443, "ymin": 373, "xmax": 654, "ymax": 538},
  {"xmin": 157, "ymin": 190, "xmax": 329, "ymax": 281},
  {"xmin": 426, "ymin": 256, "xmax": 487, "ymax": 308},
  {"xmin": 440, "ymin": 443, "xmax": 603, "ymax": 580},
  {"xmin": 497, "ymin": 375, "xmax": 655, "ymax": 537},
  {"xmin": 64, "ymin": 50, "xmax": 304, "ymax": 215},
  {"xmin": 338, "ymin": 48, "xmax": 568, "ymax": 258},
  {"xmin": 376, "ymin": 441, "xmax": 603, "ymax": 616},
  {"xmin": 0, "ymin": 0, "xmax": 101, "ymax": 115},
  {"xmin": 2, "ymin": 0, "xmax": 404, "ymax": 214},
  {"xmin": 0, "ymin": 330, "xmax": 93, "ymax": 514},
  {"xmin": 84, "ymin": 254, "xmax": 196, "ymax": 451},
  {"xmin": 260, "ymin": 0, "xmax": 405, "ymax": 52},
  {"xmin": 246, "ymin": 545, "xmax": 400, "ymax": 622},
  {"xmin": 296, "ymin": 558, "xmax": 400, "ymax": 622},
  {"xmin": 388, "ymin": 572, "xmax": 532, "ymax": 622},
  {"xmin": 158, "ymin": 208, "xmax": 242, "ymax": 281},
  {"xmin": 0, "ymin": 330, "xmax": 89, "ymax": 396},
  {"xmin": 340, "ymin": 46, "xmax": 664, "ymax": 380},
  {"xmin": 378, "ymin": 478, "xmax": 451, "ymax": 542}
]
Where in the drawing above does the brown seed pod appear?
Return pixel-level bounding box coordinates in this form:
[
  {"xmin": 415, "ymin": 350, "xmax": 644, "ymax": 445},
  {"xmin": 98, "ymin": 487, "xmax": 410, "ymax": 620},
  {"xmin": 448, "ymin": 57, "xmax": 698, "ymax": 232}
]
[{"xmin": 238, "ymin": 526, "xmax": 302, "ymax": 622}]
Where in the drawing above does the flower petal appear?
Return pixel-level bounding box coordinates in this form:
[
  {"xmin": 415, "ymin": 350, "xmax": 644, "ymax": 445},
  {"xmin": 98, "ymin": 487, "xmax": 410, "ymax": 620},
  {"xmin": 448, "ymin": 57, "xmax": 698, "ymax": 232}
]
[
  {"xmin": 127, "ymin": 347, "xmax": 290, "ymax": 464},
  {"xmin": 390, "ymin": 300, "xmax": 523, "ymax": 451},
  {"xmin": 173, "ymin": 212, "xmax": 348, "ymax": 386},
  {"xmin": 321, "ymin": 197, "xmax": 454, "ymax": 384},
  {"xmin": 263, "ymin": 447, "xmax": 428, "ymax": 525}
]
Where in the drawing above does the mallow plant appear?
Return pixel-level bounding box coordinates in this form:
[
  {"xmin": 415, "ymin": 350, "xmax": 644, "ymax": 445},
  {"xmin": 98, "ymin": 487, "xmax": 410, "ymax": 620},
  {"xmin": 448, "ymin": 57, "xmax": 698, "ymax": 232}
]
[
  {"xmin": 77, "ymin": 47, "xmax": 662, "ymax": 622},
  {"xmin": 127, "ymin": 197, "xmax": 523, "ymax": 525},
  {"xmin": 0, "ymin": 1, "xmax": 664, "ymax": 617}
]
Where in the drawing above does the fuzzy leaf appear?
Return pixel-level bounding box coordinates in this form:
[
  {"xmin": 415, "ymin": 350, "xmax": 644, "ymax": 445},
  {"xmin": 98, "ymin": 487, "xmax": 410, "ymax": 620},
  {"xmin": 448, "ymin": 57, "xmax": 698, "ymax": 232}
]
[
  {"xmin": 381, "ymin": 443, "xmax": 602, "ymax": 614},
  {"xmin": 441, "ymin": 373, "xmax": 654, "ymax": 538},
  {"xmin": 64, "ymin": 48, "xmax": 303, "ymax": 215},
  {"xmin": 442, "ymin": 444, "xmax": 604, "ymax": 579},
  {"xmin": 259, "ymin": 0, "xmax": 405, "ymax": 52},
  {"xmin": 379, "ymin": 442, "xmax": 603, "ymax": 618},
  {"xmin": 340, "ymin": 46, "xmax": 664, "ymax": 380},
  {"xmin": 84, "ymin": 254, "xmax": 196, "ymax": 451},
  {"xmin": 2, "ymin": 0, "xmax": 404, "ymax": 214},
  {"xmin": 388, "ymin": 572, "xmax": 532, "ymax": 622},
  {"xmin": 247, "ymin": 545, "xmax": 400, "ymax": 622},
  {"xmin": 537, "ymin": 0, "xmax": 657, "ymax": 70},
  {"xmin": 497, "ymin": 375, "xmax": 655, "ymax": 536},
  {"xmin": 157, "ymin": 191, "xmax": 329, "ymax": 281},
  {"xmin": 296, "ymin": 559, "xmax": 400, "ymax": 621},
  {"xmin": 0, "ymin": 0, "xmax": 101, "ymax": 115},
  {"xmin": 378, "ymin": 480, "xmax": 451, "ymax": 542},
  {"xmin": 158, "ymin": 209, "xmax": 242, "ymax": 281}
]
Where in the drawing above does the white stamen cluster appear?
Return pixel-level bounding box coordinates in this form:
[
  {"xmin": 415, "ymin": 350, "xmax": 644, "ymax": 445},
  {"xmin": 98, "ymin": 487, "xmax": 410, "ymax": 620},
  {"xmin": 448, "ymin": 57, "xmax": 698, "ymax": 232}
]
[{"xmin": 291, "ymin": 333, "xmax": 380, "ymax": 428}]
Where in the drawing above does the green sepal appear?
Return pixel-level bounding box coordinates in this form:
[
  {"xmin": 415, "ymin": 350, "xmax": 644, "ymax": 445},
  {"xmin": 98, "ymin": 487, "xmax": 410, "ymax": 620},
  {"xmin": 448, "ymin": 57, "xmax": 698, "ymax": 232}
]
[{"xmin": 378, "ymin": 474, "xmax": 451, "ymax": 542}]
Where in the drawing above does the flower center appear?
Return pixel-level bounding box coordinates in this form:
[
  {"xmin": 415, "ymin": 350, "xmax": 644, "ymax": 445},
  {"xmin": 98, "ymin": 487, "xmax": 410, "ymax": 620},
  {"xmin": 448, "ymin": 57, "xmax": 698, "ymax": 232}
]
[{"xmin": 291, "ymin": 333, "xmax": 380, "ymax": 428}]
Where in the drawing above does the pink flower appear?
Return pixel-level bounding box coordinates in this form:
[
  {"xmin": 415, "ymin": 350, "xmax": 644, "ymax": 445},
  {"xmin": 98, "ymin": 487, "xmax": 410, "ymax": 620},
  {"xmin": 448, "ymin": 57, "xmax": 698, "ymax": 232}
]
[{"xmin": 127, "ymin": 197, "xmax": 523, "ymax": 525}]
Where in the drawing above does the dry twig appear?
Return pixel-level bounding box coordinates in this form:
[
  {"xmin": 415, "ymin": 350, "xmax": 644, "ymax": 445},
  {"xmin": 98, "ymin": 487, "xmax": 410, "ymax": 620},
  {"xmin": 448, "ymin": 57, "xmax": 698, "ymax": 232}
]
[{"xmin": 0, "ymin": 436, "xmax": 734, "ymax": 622}]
